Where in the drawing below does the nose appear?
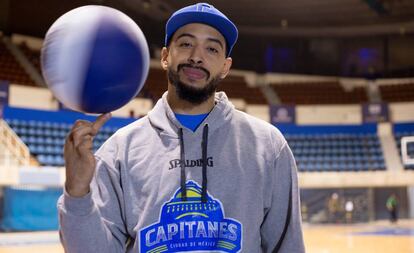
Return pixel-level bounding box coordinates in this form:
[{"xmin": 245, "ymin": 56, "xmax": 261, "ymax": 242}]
[{"xmin": 188, "ymin": 46, "xmax": 203, "ymax": 65}]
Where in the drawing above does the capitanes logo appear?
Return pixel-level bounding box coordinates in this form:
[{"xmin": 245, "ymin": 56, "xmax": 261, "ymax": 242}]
[{"xmin": 140, "ymin": 181, "xmax": 243, "ymax": 252}]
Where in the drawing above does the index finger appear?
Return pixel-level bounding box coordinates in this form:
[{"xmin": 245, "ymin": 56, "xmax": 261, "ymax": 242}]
[{"xmin": 92, "ymin": 113, "xmax": 112, "ymax": 132}]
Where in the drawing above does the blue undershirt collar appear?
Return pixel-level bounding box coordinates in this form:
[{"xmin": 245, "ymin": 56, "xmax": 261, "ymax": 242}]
[{"xmin": 175, "ymin": 113, "xmax": 209, "ymax": 132}]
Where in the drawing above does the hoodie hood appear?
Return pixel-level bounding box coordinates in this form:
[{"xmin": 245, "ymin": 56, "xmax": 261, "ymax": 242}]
[{"xmin": 147, "ymin": 91, "xmax": 234, "ymax": 138}]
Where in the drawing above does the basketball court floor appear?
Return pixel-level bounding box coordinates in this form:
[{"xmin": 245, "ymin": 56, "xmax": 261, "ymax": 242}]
[{"xmin": 0, "ymin": 219, "xmax": 413, "ymax": 253}]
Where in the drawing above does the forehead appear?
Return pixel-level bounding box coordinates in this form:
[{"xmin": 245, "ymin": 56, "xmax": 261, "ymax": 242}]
[{"xmin": 171, "ymin": 23, "xmax": 226, "ymax": 44}]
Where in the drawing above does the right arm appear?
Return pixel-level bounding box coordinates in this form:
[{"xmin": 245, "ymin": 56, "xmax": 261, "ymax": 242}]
[{"xmin": 58, "ymin": 113, "xmax": 128, "ymax": 253}]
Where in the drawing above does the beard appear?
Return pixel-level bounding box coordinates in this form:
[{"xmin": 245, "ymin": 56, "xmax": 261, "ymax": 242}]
[{"xmin": 167, "ymin": 64, "xmax": 222, "ymax": 105}]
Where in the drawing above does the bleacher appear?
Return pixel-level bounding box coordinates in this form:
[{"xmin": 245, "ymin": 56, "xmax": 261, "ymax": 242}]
[
  {"xmin": 218, "ymin": 75, "xmax": 268, "ymax": 104},
  {"xmin": 379, "ymin": 83, "xmax": 414, "ymax": 102},
  {"xmin": 18, "ymin": 42, "xmax": 42, "ymax": 75},
  {"xmin": 3, "ymin": 106, "xmax": 135, "ymax": 167},
  {"xmin": 271, "ymin": 82, "xmax": 368, "ymax": 104},
  {"xmin": 140, "ymin": 68, "xmax": 168, "ymax": 101},
  {"xmin": 0, "ymin": 38, "xmax": 36, "ymax": 86},
  {"xmin": 278, "ymin": 124, "xmax": 386, "ymax": 172},
  {"xmin": 1, "ymin": 100, "xmax": 390, "ymax": 173}
]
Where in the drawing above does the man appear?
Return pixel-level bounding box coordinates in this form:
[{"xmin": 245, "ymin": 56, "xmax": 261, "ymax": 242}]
[
  {"xmin": 58, "ymin": 3, "xmax": 305, "ymax": 253},
  {"xmin": 327, "ymin": 192, "xmax": 340, "ymax": 223},
  {"xmin": 386, "ymin": 193, "xmax": 398, "ymax": 223}
]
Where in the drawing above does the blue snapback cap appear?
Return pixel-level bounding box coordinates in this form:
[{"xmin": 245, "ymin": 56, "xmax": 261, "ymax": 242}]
[{"xmin": 165, "ymin": 3, "xmax": 238, "ymax": 57}]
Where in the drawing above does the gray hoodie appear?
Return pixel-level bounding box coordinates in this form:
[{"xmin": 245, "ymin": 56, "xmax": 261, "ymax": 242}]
[{"xmin": 58, "ymin": 91, "xmax": 305, "ymax": 253}]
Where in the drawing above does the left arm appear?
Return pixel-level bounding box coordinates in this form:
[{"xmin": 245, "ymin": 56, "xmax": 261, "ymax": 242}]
[{"xmin": 260, "ymin": 143, "xmax": 305, "ymax": 253}]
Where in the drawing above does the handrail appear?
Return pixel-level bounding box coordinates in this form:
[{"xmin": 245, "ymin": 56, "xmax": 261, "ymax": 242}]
[{"xmin": 0, "ymin": 119, "xmax": 30, "ymax": 167}]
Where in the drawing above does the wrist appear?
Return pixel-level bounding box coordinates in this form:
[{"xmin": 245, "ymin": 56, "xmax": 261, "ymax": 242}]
[{"xmin": 65, "ymin": 183, "xmax": 90, "ymax": 198}]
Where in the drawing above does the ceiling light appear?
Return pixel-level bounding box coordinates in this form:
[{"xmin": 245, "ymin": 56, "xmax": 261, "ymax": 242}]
[{"xmin": 281, "ymin": 19, "xmax": 288, "ymax": 29}]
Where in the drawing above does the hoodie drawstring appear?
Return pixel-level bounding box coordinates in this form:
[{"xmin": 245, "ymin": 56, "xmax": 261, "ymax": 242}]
[
  {"xmin": 178, "ymin": 124, "xmax": 209, "ymax": 203},
  {"xmin": 201, "ymin": 124, "xmax": 209, "ymax": 203},
  {"xmin": 179, "ymin": 128, "xmax": 187, "ymax": 201}
]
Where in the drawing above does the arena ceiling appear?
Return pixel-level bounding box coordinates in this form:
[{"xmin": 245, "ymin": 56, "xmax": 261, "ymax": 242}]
[
  {"xmin": 2, "ymin": 0, "xmax": 414, "ymax": 39},
  {"xmin": 1, "ymin": 0, "xmax": 414, "ymax": 76}
]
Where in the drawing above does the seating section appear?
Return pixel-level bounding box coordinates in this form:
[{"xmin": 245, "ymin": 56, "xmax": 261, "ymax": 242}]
[
  {"xmin": 271, "ymin": 82, "xmax": 368, "ymax": 104},
  {"xmin": 9, "ymin": 118, "xmax": 385, "ymax": 171},
  {"xmin": 140, "ymin": 68, "xmax": 167, "ymax": 102},
  {"xmin": 4, "ymin": 104, "xmax": 388, "ymax": 172},
  {"xmin": 2, "ymin": 34, "xmax": 413, "ymax": 107},
  {"xmin": 379, "ymin": 83, "xmax": 414, "ymax": 102},
  {"xmin": 277, "ymin": 125, "xmax": 385, "ymax": 172},
  {"xmin": 287, "ymin": 133, "xmax": 385, "ymax": 172},
  {"xmin": 218, "ymin": 75, "xmax": 268, "ymax": 104},
  {"xmin": 0, "ymin": 39, "xmax": 36, "ymax": 86},
  {"xmin": 18, "ymin": 42, "xmax": 42, "ymax": 75},
  {"xmin": 5, "ymin": 118, "xmax": 117, "ymax": 166},
  {"xmin": 393, "ymin": 123, "xmax": 414, "ymax": 170},
  {"xmin": 3, "ymin": 107, "xmax": 135, "ymax": 167}
]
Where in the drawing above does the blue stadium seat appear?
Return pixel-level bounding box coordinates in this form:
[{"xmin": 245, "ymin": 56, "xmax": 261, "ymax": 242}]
[{"xmin": 27, "ymin": 128, "xmax": 36, "ymax": 136}]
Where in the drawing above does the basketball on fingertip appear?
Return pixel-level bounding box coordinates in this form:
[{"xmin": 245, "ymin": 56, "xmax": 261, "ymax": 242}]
[{"xmin": 41, "ymin": 5, "xmax": 149, "ymax": 114}]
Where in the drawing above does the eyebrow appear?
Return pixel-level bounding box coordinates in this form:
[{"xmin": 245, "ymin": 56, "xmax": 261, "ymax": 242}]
[{"xmin": 175, "ymin": 33, "xmax": 224, "ymax": 50}]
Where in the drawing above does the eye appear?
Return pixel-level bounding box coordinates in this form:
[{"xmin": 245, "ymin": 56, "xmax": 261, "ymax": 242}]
[
  {"xmin": 207, "ymin": 47, "xmax": 219, "ymax": 54},
  {"xmin": 179, "ymin": 42, "xmax": 192, "ymax": 48}
]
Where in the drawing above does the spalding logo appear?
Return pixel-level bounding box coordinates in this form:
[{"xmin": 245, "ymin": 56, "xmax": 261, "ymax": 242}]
[{"xmin": 140, "ymin": 181, "xmax": 243, "ymax": 252}]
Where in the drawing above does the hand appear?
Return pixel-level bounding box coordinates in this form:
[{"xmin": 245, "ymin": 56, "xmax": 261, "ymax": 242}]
[{"xmin": 64, "ymin": 113, "xmax": 112, "ymax": 197}]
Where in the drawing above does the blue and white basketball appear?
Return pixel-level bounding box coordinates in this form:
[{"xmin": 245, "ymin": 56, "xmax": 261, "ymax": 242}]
[{"xmin": 41, "ymin": 5, "xmax": 149, "ymax": 113}]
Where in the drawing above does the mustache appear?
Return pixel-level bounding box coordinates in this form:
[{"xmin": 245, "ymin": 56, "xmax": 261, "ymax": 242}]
[{"xmin": 177, "ymin": 64, "xmax": 210, "ymax": 80}]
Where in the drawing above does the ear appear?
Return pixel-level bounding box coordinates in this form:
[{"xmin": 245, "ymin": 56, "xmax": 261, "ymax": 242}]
[
  {"xmin": 219, "ymin": 57, "xmax": 233, "ymax": 79},
  {"xmin": 160, "ymin": 47, "xmax": 169, "ymax": 70}
]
